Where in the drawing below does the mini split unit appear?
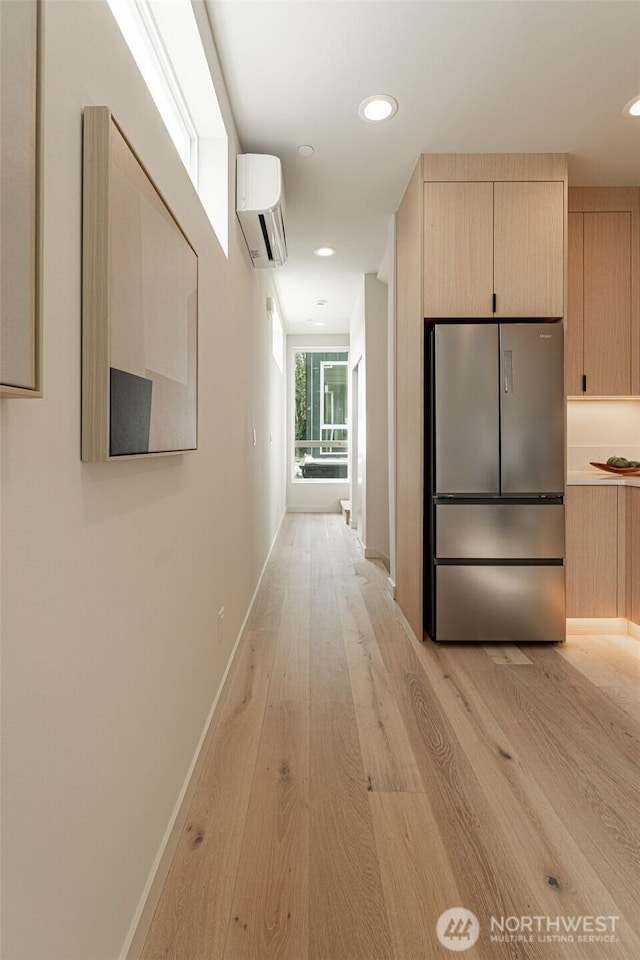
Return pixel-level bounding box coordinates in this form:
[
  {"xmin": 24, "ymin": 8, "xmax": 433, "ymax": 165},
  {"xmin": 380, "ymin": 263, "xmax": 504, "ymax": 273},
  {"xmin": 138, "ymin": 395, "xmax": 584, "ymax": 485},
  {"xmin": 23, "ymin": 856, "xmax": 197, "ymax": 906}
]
[{"xmin": 236, "ymin": 153, "xmax": 287, "ymax": 268}]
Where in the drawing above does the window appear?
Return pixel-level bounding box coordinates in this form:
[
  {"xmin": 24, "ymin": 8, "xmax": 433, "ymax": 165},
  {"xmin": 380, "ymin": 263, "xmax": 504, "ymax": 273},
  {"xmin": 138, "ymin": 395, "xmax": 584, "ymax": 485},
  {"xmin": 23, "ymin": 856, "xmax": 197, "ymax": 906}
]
[
  {"xmin": 320, "ymin": 361, "xmax": 348, "ymax": 452},
  {"xmin": 107, "ymin": 0, "xmax": 229, "ymax": 254},
  {"xmin": 293, "ymin": 350, "xmax": 349, "ymax": 481},
  {"xmin": 268, "ymin": 297, "xmax": 283, "ymax": 373}
]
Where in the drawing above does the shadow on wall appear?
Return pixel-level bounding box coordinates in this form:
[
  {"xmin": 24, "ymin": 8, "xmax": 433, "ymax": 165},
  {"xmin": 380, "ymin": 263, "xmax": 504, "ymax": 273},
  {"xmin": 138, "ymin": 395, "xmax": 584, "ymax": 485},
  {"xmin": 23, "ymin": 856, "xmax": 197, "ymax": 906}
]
[{"xmin": 80, "ymin": 456, "xmax": 189, "ymax": 525}]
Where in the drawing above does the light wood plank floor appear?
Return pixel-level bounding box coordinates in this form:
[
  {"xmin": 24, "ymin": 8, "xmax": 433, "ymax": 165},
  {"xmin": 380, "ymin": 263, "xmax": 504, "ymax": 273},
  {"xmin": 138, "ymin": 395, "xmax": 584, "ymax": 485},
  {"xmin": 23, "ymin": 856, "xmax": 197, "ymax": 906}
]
[{"xmin": 142, "ymin": 514, "xmax": 640, "ymax": 960}]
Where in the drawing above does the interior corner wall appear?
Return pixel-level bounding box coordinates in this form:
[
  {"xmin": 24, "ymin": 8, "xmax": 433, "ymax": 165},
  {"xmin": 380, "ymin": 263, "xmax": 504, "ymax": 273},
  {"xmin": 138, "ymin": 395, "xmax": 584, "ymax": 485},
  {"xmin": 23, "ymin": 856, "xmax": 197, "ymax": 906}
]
[
  {"xmin": 286, "ymin": 334, "xmax": 350, "ymax": 513},
  {"xmin": 384, "ymin": 217, "xmax": 397, "ymax": 585},
  {"xmin": 0, "ymin": 3, "xmax": 285, "ymax": 958},
  {"xmin": 363, "ymin": 274, "xmax": 390, "ymax": 565},
  {"xmin": 349, "ymin": 286, "xmax": 365, "ymax": 534},
  {"xmin": 348, "ymin": 275, "xmax": 390, "ymax": 565}
]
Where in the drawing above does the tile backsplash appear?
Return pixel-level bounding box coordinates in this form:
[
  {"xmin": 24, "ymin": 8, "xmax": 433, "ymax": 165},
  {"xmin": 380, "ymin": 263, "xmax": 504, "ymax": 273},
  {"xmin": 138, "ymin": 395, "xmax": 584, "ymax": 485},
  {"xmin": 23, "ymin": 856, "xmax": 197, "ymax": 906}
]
[{"xmin": 567, "ymin": 400, "xmax": 640, "ymax": 470}]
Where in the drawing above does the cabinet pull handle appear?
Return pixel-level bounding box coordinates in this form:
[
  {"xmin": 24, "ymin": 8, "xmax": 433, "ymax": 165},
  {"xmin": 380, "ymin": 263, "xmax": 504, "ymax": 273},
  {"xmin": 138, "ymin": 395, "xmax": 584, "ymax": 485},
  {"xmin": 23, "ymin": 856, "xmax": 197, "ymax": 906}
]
[
  {"xmin": 493, "ymin": 292, "xmax": 497, "ymax": 313},
  {"xmin": 582, "ymin": 374, "xmax": 587, "ymax": 393}
]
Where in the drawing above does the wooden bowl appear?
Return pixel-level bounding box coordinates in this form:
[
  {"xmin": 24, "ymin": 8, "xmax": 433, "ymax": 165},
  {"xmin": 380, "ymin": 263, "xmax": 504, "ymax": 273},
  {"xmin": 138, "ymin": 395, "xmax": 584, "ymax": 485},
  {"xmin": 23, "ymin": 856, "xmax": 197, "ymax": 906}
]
[{"xmin": 590, "ymin": 461, "xmax": 640, "ymax": 475}]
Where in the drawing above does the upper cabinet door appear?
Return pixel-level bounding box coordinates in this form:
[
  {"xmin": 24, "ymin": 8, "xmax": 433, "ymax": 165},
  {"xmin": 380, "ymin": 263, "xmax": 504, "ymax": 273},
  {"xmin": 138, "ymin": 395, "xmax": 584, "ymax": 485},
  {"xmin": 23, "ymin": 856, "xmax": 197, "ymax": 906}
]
[
  {"xmin": 423, "ymin": 182, "xmax": 494, "ymax": 318},
  {"xmin": 494, "ymin": 181, "xmax": 564, "ymax": 318},
  {"xmin": 583, "ymin": 211, "xmax": 631, "ymax": 396}
]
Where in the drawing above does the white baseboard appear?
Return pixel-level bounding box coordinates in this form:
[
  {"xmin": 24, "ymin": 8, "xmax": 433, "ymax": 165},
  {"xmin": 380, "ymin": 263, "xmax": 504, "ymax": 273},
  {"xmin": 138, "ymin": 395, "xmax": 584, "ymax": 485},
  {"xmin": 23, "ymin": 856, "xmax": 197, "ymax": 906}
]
[
  {"xmin": 363, "ymin": 547, "xmax": 390, "ymax": 571},
  {"xmin": 387, "ymin": 576, "xmax": 396, "ymax": 599},
  {"xmin": 121, "ymin": 509, "xmax": 287, "ymax": 960},
  {"xmin": 286, "ymin": 504, "xmax": 341, "ymax": 514}
]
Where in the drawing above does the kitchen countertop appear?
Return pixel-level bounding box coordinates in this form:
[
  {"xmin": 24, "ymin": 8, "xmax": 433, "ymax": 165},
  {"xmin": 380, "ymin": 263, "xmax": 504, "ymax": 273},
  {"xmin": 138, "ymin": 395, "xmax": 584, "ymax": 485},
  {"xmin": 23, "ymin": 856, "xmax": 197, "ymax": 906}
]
[{"xmin": 567, "ymin": 469, "xmax": 640, "ymax": 488}]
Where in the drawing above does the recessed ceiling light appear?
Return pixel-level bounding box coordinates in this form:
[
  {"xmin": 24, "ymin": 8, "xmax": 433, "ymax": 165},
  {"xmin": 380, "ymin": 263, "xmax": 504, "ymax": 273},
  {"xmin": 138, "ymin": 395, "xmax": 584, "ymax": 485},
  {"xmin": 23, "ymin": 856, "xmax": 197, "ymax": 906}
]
[
  {"xmin": 314, "ymin": 246, "xmax": 335, "ymax": 257},
  {"xmin": 623, "ymin": 95, "xmax": 640, "ymax": 117},
  {"xmin": 313, "ymin": 321, "xmax": 326, "ymax": 327},
  {"xmin": 316, "ymin": 299, "xmax": 328, "ymax": 306},
  {"xmin": 298, "ymin": 144, "xmax": 314, "ymax": 157},
  {"xmin": 358, "ymin": 95, "xmax": 398, "ymax": 123}
]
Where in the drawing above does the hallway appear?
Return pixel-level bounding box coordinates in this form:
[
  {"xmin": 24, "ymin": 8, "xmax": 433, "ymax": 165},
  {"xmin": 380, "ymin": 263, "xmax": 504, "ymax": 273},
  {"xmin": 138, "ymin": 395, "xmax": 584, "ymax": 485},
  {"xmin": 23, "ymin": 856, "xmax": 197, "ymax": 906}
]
[{"xmin": 142, "ymin": 514, "xmax": 640, "ymax": 960}]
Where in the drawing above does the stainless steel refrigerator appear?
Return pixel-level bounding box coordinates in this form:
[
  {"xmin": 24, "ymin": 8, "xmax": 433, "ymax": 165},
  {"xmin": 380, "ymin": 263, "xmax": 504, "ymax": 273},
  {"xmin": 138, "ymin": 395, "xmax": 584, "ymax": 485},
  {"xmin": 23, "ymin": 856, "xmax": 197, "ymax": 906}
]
[{"xmin": 424, "ymin": 321, "xmax": 565, "ymax": 643}]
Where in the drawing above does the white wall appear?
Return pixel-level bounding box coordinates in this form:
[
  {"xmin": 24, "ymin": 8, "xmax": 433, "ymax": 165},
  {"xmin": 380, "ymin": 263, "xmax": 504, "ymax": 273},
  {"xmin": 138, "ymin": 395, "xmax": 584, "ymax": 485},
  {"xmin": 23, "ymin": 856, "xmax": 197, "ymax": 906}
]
[
  {"xmin": 350, "ymin": 288, "xmax": 365, "ymax": 532},
  {"xmin": 567, "ymin": 399, "xmax": 640, "ymax": 469},
  {"xmin": 378, "ymin": 217, "xmax": 397, "ymax": 586},
  {"xmin": 0, "ymin": 3, "xmax": 285, "ymax": 958},
  {"xmin": 286, "ymin": 334, "xmax": 350, "ymax": 513},
  {"xmin": 349, "ymin": 275, "xmax": 390, "ymax": 566},
  {"xmin": 363, "ymin": 274, "xmax": 390, "ymax": 564},
  {"xmin": 350, "ymin": 284, "xmax": 365, "ymax": 371}
]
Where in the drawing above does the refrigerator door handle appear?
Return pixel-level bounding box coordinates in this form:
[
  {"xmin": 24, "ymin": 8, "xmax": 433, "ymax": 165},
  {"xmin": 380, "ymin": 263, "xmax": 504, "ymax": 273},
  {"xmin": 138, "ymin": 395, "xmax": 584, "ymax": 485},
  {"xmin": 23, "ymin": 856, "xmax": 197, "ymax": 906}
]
[{"xmin": 504, "ymin": 349, "xmax": 514, "ymax": 393}]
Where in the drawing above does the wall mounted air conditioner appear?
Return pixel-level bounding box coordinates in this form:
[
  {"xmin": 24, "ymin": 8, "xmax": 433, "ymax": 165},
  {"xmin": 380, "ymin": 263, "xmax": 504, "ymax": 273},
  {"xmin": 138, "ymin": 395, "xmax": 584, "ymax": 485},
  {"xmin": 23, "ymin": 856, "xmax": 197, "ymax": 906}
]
[{"xmin": 236, "ymin": 154, "xmax": 288, "ymax": 268}]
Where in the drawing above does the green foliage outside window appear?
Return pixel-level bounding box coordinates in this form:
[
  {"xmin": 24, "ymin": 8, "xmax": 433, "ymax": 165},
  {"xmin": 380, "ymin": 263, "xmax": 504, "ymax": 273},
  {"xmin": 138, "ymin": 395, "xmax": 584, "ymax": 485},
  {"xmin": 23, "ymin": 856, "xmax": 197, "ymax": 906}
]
[{"xmin": 295, "ymin": 352, "xmax": 307, "ymax": 441}]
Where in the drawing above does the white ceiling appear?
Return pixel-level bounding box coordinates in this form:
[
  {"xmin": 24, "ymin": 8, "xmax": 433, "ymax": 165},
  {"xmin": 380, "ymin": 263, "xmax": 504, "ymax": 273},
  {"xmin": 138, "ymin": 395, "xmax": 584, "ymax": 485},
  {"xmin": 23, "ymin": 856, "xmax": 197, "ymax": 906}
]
[{"xmin": 206, "ymin": 0, "xmax": 640, "ymax": 335}]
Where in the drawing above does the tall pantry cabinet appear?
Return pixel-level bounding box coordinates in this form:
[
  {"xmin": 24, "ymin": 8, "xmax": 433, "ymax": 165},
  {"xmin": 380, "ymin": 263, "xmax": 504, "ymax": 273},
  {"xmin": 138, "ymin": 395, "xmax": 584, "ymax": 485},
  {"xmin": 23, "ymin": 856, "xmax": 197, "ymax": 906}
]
[
  {"xmin": 396, "ymin": 154, "xmax": 568, "ymax": 640},
  {"xmin": 566, "ymin": 187, "xmax": 640, "ymax": 397}
]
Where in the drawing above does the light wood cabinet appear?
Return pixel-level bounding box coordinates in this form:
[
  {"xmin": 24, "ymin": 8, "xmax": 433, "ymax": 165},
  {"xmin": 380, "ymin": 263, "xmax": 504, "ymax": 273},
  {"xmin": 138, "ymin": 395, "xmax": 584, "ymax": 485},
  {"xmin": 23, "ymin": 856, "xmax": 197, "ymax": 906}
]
[
  {"xmin": 423, "ymin": 182, "xmax": 493, "ymax": 317},
  {"xmin": 566, "ymin": 212, "xmax": 584, "ymax": 395},
  {"xmin": 396, "ymin": 153, "xmax": 568, "ymax": 638},
  {"xmin": 630, "ymin": 487, "xmax": 640, "ymax": 626},
  {"xmin": 423, "ymin": 179, "xmax": 564, "ymax": 319},
  {"xmin": 567, "ymin": 483, "xmax": 640, "ymax": 626},
  {"xmin": 566, "ymin": 486, "xmax": 619, "ymax": 617},
  {"xmin": 494, "ymin": 181, "xmax": 564, "ymax": 318},
  {"xmin": 584, "ymin": 213, "xmax": 632, "ymax": 395},
  {"xmin": 567, "ymin": 188, "xmax": 639, "ymax": 397}
]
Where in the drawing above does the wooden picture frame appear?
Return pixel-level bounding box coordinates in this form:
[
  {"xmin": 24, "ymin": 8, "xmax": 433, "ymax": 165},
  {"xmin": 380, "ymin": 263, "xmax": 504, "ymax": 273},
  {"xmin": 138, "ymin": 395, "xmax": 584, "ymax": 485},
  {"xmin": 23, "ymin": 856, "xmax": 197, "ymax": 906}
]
[
  {"xmin": 0, "ymin": 0, "xmax": 43, "ymax": 397},
  {"xmin": 82, "ymin": 107, "xmax": 198, "ymax": 461}
]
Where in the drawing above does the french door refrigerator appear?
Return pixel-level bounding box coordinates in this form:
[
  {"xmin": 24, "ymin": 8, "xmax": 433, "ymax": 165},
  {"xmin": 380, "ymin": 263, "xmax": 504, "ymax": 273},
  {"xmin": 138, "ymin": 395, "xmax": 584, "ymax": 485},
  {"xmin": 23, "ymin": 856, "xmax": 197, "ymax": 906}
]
[{"xmin": 424, "ymin": 321, "xmax": 565, "ymax": 643}]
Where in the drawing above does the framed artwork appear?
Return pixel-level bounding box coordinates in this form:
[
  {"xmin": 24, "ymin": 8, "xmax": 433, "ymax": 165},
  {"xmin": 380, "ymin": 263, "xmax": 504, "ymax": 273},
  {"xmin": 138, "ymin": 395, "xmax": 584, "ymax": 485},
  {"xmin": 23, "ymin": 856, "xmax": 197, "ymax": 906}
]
[
  {"xmin": 82, "ymin": 107, "xmax": 198, "ymax": 461},
  {"xmin": 0, "ymin": 0, "xmax": 43, "ymax": 397}
]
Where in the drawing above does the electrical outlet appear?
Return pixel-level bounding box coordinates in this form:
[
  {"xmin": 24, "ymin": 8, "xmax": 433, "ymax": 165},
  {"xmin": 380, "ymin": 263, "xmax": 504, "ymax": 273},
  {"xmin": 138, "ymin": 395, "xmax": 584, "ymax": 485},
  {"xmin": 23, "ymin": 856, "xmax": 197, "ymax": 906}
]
[{"xmin": 218, "ymin": 606, "xmax": 225, "ymax": 642}]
